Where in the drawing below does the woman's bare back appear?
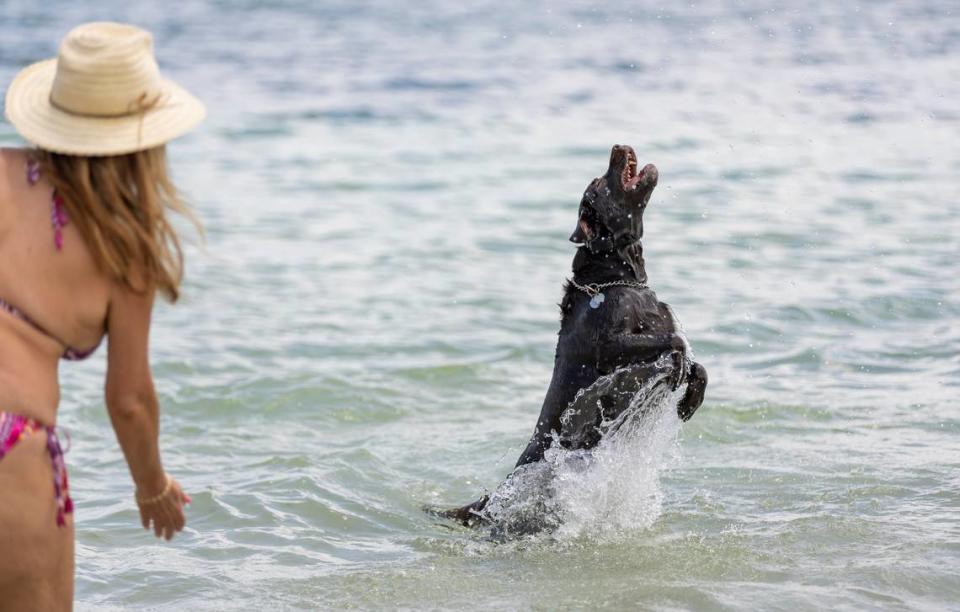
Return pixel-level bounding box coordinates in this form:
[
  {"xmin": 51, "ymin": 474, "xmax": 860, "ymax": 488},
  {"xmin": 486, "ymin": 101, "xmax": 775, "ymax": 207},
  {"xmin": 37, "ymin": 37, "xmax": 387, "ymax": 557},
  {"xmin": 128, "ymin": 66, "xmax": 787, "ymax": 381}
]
[{"xmin": 0, "ymin": 148, "xmax": 112, "ymax": 424}]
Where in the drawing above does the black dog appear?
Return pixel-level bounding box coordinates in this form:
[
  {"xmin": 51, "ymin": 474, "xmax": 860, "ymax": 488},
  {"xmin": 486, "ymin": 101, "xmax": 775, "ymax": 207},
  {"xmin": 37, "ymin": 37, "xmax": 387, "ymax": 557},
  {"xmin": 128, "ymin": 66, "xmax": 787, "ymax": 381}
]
[{"xmin": 441, "ymin": 145, "xmax": 707, "ymax": 526}]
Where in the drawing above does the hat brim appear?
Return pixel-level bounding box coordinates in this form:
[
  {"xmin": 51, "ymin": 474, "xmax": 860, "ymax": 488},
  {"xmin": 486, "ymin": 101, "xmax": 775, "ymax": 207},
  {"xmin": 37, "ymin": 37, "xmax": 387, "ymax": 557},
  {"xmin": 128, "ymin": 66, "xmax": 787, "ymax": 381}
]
[{"xmin": 4, "ymin": 59, "xmax": 206, "ymax": 156}]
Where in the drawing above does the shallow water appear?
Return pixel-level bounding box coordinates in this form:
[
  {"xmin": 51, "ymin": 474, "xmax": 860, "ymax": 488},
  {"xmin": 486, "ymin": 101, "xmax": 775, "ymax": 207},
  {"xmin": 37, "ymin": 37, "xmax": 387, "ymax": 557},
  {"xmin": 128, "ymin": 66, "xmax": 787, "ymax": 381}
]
[{"xmin": 1, "ymin": 0, "xmax": 959, "ymax": 609}]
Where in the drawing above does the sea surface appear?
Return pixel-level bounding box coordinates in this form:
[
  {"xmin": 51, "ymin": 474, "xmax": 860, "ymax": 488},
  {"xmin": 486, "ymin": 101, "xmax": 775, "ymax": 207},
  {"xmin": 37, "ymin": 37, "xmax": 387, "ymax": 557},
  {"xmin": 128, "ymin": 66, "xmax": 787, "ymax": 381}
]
[{"xmin": 1, "ymin": 1, "xmax": 958, "ymax": 610}]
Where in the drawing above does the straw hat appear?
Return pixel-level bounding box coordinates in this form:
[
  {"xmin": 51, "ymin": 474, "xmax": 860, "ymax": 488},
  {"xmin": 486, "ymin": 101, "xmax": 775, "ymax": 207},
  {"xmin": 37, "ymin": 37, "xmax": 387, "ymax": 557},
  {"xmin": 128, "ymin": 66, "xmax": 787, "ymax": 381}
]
[{"xmin": 4, "ymin": 22, "xmax": 205, "ymax": 156}]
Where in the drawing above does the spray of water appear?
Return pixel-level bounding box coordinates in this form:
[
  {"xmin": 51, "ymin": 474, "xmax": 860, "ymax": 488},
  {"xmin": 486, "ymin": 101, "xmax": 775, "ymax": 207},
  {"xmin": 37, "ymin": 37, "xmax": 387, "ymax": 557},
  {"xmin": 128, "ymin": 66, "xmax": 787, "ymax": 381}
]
[{"xmin": 479, "ymin": 355, "xmax": 684, "ymax": 542}]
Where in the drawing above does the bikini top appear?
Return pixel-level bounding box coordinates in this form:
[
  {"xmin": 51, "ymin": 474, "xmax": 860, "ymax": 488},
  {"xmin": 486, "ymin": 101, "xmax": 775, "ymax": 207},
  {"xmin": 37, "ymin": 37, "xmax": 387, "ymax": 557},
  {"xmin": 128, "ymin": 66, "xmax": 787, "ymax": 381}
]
[{"xmin": 0, "ymin": 159, "xmax": 102, "ymax": 361}]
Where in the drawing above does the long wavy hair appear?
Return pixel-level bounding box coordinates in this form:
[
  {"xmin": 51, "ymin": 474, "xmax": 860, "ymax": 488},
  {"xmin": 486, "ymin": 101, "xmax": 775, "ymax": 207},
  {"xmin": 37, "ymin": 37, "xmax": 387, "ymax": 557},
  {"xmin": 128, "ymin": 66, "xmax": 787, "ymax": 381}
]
[{"xmin": 35, "ymin": 146, "xmax": 199, "ymax": 302}]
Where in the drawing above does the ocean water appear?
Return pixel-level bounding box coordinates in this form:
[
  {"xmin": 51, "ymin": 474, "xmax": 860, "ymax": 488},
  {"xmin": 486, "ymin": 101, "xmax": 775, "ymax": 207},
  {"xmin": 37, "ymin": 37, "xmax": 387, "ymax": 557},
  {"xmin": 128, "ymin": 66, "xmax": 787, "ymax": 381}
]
[{"xmin": 1, "ymin": 1, "xmax": 959, "ymax": 609}]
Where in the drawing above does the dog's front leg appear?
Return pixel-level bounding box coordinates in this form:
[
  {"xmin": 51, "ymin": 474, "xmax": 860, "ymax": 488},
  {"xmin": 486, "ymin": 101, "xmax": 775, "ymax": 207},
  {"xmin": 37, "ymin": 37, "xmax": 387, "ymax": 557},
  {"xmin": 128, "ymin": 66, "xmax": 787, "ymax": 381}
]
[
  {"xmin": 515, "ymin": 415, "xmax": 559, "ymax": 467},
  {"xmin": 598, "ymin": 332, "xmax": 685, "ymax": 372}
]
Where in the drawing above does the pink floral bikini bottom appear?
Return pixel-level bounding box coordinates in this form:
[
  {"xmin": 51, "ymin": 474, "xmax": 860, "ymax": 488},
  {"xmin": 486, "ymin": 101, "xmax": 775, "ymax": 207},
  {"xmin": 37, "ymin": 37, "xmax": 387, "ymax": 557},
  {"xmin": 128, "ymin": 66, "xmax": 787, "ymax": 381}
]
[{"xmin": 0, "ymin": 412, "xmax": 73, "ymax": 526}]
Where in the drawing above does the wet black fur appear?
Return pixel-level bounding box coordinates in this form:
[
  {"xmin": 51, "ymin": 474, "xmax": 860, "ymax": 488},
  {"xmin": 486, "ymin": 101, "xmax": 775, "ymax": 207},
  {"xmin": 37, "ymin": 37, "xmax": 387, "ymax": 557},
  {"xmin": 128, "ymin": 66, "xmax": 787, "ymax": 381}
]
[{"xmin": 438, "ymin": 146, "xmax": 707, "ymax": 526}]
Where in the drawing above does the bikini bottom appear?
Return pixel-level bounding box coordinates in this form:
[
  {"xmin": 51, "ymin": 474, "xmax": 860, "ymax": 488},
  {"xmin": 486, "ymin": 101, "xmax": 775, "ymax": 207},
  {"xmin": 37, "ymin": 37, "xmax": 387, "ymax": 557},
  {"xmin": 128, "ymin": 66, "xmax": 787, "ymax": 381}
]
[{"xmin": 0, "ymin": 411, "xmax": 73, "ymax": 526}]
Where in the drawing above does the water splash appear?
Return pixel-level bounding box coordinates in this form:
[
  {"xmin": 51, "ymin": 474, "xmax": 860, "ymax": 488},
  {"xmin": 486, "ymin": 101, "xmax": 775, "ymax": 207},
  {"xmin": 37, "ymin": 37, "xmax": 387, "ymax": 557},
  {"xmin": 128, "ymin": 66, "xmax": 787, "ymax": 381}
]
[{"xmin": 479, "ymin": 358, "xmax": 684, "ymax": 542}]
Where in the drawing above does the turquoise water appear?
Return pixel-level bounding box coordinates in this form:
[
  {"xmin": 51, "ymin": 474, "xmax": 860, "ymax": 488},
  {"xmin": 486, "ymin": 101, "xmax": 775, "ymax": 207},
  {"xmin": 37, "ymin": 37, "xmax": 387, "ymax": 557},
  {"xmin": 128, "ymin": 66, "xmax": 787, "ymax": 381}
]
[{"xmin": 2, "ymin": 1, "xmax": 959, "ymax": 609}]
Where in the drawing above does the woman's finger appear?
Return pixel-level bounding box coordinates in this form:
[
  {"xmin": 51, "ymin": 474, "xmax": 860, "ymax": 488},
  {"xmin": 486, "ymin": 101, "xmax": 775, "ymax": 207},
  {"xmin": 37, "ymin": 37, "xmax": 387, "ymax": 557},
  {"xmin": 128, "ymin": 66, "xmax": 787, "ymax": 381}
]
[
  {"xmin": 179, "ymin": 488, "xmax": 191, "ymax": 507},
  {"xmin": 152, "ymin": 509, "xmax": 163, "ymax": 538},
  {"xmin": 171, "ymin": 481, "xmax": 185, "ymax": 506},
  {"xmin": 160, "ymin": 501, "xmax": 176, "ymax": 540},
  {"xmin": 170, "ymin": 481, "xmax": 187, "ymax": 532},
  {"xmin": 173, "ymin": 503, "xmax": 186, "ymax": 532},
  {"xmin": 165, "ymin": 505, "xmax": 179, "ymax": 539},
  {"xmin": 167, "ymin": 499, "xmax": 183, "ymax": 537}
]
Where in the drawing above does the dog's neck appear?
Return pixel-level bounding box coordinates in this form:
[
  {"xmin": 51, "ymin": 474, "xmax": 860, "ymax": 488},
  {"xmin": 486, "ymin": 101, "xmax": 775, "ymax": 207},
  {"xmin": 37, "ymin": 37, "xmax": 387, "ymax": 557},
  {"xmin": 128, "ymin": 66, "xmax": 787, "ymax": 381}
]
[{"xmin": 572, "ymin": 240, "xmax": 647, "ymax": 284}]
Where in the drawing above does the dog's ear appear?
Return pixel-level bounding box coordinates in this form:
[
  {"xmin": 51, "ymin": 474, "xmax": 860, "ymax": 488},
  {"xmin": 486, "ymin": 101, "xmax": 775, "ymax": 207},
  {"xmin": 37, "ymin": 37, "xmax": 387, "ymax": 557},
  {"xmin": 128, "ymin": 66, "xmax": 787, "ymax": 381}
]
[
  {"xmin": 570, "ymin": 181, "xmax": 601, "ymax": 244},
  {"xmin": 570, "ymin": 212, "xmax": 592, "ymax": 244}
]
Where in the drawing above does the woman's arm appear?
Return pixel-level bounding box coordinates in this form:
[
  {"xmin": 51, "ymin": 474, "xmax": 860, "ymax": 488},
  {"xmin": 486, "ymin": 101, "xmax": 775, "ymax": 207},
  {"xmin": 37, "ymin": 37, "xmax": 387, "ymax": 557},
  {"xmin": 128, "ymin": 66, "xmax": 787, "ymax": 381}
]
[{"xmin": 105, "ymin": 281, "xmax": 187, "ymax": 540}]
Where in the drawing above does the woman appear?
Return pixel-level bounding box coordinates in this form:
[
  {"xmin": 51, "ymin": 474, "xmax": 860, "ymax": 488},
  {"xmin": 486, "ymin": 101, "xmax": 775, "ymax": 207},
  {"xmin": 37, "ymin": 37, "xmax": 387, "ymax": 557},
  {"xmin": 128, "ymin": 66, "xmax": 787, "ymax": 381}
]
[{"xmin": 0, "ymin": 22, "xmax": 205, "ymax": 609}]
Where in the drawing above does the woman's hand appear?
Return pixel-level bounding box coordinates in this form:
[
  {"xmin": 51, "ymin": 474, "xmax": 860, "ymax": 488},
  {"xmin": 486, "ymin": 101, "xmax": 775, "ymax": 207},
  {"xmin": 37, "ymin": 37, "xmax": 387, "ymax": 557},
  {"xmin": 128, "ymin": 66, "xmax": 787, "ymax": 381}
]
[{"xmin": 136, "ymin": 476, "xmax": 191, "ymax": 541}]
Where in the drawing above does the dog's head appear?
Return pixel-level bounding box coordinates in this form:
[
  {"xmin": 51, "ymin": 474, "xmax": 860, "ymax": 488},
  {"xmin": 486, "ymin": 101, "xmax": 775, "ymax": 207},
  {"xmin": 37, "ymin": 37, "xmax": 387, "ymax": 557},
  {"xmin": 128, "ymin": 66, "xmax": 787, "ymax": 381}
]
[{"xmin": 569, "ymin": 145, "xmax": 658, "ymax": 252}]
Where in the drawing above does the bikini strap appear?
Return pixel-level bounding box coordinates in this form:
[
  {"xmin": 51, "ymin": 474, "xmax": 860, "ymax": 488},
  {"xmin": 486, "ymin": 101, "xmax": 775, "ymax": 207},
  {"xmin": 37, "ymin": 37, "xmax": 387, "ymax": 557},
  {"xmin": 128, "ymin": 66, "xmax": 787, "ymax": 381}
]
[{"xmin": 26, "ymin": 157, "xmax": 69, "ymax": 251}]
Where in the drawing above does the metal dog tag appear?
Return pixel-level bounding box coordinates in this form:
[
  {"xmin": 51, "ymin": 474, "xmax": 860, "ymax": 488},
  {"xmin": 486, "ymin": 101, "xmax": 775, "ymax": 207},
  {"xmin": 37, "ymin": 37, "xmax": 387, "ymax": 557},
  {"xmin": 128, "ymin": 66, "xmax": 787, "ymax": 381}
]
[{"xmin": 590, "ymin": 293, "xmax": 605, "ymax": 309}]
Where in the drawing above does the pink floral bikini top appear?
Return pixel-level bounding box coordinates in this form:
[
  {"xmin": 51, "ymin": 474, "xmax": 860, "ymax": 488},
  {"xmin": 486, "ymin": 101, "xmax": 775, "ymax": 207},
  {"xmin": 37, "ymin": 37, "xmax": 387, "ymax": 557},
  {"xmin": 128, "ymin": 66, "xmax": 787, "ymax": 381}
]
[{"xmin": 0, "ymin": 158, "xmax": 102, "ymax": 360}]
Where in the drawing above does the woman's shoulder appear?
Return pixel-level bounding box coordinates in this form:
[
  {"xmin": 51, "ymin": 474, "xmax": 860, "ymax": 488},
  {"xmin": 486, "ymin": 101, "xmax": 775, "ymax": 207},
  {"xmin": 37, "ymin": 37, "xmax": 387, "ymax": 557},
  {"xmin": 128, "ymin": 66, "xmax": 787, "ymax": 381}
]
[
  {"xmin": 0, "ymin": 148, "xmax": 40, "ymax": 216},
  {"xmin": 0, "ymin": 146, "xmax": 30, "ymax": 162},
  {"xmin": 0, "ymin": 147, "xmax": 30, "ymax": 186},
  {"xmin": 0, "ymin": 148, "xmax": 23, "ymax": 207}
]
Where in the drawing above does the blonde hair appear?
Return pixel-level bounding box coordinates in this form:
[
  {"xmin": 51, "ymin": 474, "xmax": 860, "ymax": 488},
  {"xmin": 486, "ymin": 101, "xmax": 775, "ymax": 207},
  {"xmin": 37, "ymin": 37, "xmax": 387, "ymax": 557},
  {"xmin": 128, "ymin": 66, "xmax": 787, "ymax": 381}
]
[{"xmin": 36, "ymin": 146, "xmax": 198, "ymax": 302}]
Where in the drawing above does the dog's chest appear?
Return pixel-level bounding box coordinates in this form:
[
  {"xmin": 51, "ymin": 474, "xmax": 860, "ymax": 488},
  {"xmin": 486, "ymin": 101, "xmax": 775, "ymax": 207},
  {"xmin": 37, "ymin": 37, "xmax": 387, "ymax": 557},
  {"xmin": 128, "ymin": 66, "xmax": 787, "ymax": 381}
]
[
  {"xmin": 561, "ymin": 289, "xmax": 674, "ymax": 339},
  {"xmin": 554, "ymin": 298, "xmax": 601, "ymax": 359}
]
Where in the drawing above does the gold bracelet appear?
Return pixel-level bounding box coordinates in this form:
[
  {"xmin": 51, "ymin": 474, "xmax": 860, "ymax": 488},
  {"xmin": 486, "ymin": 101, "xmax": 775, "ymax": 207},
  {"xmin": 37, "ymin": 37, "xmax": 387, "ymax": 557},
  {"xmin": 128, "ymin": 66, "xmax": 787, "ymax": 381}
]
[{"xmin": 136, "ymin": 474, "xmax": 172, "ymax": 505}]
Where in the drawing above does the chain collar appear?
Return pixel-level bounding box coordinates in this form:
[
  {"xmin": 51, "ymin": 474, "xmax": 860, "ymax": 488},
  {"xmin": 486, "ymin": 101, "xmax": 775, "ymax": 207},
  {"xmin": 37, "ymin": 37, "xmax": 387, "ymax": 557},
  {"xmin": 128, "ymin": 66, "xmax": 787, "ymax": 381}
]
[{"xmin": 568, "ymin": 277, "xmax": 647, "ymax": 297}]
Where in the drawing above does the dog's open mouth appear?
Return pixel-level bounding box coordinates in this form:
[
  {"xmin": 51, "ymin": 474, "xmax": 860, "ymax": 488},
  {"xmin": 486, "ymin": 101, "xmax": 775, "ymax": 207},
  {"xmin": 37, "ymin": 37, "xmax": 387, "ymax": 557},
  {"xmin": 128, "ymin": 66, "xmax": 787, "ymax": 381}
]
[
  {"xmin": 621, "ymin": 148, "xmax": 641, "ymax": 190},
  {"xmin": 620, "ymin": 148, "xmax": 657, "ymax": 192},
  {"xmin": 610, "ymin": 145, "xmax": 657, "ymax": 193}
]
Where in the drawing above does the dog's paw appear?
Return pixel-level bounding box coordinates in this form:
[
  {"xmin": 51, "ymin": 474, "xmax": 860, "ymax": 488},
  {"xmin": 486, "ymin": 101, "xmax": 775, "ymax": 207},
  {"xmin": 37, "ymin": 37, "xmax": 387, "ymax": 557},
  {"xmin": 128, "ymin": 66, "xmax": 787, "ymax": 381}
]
[
  {"xmin": 669, "ymin": 333, "xmax": 688, "ymax": 356},
  {"xmin": 677, "ymin": 362, "xmax": 707, "ymax": 421},
  {"xmin": 429, "ymin": 496, "xmax": 490, "ymax": 527}
]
